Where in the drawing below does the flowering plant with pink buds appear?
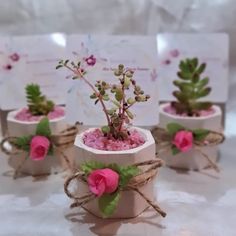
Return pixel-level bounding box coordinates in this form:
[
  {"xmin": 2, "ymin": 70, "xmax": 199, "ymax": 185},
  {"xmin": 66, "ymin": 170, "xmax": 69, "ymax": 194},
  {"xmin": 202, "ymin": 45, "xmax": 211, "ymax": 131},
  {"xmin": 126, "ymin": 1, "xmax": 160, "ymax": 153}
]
[{"xmin": 56, "ymin": 56, "xmax": 150, "ymax": 140}]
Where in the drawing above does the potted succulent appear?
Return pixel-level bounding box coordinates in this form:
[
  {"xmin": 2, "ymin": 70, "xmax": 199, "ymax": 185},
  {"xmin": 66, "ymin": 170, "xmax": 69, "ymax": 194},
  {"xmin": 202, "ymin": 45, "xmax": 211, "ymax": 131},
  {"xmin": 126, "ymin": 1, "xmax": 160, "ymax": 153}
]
[
  {"xmin": 3, "ymin": 84, "xmax": 71, "ymax": 176},
  {"xmin": 57, "ymin": 58, "xmax": 165, "ymax": 219},
  {"xmin": 157, "ymin": 57, "xmax": 222, "ymax": 170}
]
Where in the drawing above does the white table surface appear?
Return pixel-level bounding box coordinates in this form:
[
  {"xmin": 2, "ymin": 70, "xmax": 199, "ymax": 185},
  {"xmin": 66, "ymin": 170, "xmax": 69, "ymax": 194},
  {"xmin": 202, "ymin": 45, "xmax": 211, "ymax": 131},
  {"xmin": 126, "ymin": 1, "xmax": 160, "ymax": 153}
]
[{"xmin": 0, "ymin": 132, "xmax": 235, "ymax": 236}]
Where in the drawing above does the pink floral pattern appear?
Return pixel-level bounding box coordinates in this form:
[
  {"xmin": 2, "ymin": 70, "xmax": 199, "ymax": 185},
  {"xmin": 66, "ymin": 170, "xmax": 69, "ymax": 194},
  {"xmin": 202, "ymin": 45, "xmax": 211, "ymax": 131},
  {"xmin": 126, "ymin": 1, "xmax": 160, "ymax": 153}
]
[
  {"xmin": 85, "ymin": 55, "xmax": 96, "ymax": 66},
  {"xmin": 9, "ymin": 53, "xmax": 20, "ymax": 62}
]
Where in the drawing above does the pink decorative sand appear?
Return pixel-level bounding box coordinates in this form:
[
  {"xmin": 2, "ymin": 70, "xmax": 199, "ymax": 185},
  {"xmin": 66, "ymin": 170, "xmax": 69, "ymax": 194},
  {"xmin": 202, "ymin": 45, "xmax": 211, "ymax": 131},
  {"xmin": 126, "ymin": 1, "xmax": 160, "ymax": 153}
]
[
  {"xmin": 14, "ymin": 106, "xmax": 65, "ymax": 122},
  {"xmin": 164, "ymin": 105, "xmax": 215, "ymax": 117},
  {"xmin": 83, "ymin": 128, "xmax": 145, "ymax": 151}
]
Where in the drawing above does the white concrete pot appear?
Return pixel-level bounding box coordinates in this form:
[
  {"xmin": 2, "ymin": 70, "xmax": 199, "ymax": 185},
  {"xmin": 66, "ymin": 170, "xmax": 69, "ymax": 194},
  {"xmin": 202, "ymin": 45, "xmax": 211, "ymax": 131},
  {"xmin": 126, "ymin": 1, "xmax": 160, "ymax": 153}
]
[
  {"xmin": 6, "ymin": 107, "xmax": 70, "ymax": 176},
  {"xmin": 74, "ymin": 127, "xmax": 157, "ymax": 218},
  {"xmin": 158, "ymin": 103, "xmax": 222, "ymax": 170}
]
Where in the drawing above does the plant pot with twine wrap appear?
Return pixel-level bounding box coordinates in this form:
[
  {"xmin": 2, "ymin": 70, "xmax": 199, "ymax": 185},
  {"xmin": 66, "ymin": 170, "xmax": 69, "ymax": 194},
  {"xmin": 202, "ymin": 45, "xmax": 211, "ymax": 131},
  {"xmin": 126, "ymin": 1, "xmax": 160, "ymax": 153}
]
[
  {"xmin": 1, "ymin": 114, "xmax": 78, "ymax": 178},
  {"xmin": 64, "ymin": 127, "xmax": 166, "ymax": 219},
  {"xmin": 153, "ymin": 103, "xmax": 223, "ymax": 171},
  {"xmin": 154, "ymin": 57, "xmax": 224, "ymax": 171}
]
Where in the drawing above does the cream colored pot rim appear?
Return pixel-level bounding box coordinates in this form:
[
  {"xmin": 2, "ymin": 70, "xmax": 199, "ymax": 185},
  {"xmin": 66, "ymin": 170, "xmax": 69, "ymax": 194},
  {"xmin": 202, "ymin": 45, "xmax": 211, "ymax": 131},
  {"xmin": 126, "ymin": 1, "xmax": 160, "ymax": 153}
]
[
  {"xmin": 160, "ymin": 103, "xmax": 221, "ymax": 121},
  {"xmin": 74, "ymin": 127, "xmax": 155, "ymax": 155}
]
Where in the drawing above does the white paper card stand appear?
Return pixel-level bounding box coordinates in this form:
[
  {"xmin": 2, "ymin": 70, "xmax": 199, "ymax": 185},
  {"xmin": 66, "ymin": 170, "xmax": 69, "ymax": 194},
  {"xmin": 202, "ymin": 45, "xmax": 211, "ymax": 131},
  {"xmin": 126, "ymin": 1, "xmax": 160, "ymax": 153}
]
[
  {"xmin": 0, "ymin": 33, "xmax": 72, "ymax": 110},
  {"xmin": 65, "ymin": 35, "xmax": 159, "ymax": 129},
  {"xmin": 0, "ymin": 33, "xmax": 72, "ymax": 135},
  {"xmin": 157, "ymin": 33, "xmax": 229, "ymax": 103}
]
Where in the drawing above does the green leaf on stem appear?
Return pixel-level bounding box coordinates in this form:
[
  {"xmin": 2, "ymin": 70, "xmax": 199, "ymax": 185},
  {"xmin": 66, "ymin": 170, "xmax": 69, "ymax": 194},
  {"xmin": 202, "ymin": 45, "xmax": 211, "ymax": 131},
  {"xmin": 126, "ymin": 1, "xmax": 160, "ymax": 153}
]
[
  {"xmin": 102, "ymin": 94, "xmax": 109, "ymax": 101},
  {"xmin": 125, "ymin": 110, "xmax": 134, "ymax": 119},
  {"xmin": 101, "ymin": 125, "xmax": 110, "ymax": 134},
  {"xmin": 115, "ymin": 89, "xmax": 123, "ymax": 101}
]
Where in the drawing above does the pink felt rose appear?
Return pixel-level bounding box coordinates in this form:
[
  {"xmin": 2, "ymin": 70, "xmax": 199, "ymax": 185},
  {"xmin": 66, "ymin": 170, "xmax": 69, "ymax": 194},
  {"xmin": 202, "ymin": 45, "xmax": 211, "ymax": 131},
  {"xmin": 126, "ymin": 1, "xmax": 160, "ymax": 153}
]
[
  {"xmin": 173, "ymin": 130, "xmax": 193, "ymax": 152},
  {"xmin": 29, "ymin": 136, "xmax": 50, "ymax": 161},
  {"xmin": 88, "ymin": 168, "xmax": 119, "ymax": 197}
]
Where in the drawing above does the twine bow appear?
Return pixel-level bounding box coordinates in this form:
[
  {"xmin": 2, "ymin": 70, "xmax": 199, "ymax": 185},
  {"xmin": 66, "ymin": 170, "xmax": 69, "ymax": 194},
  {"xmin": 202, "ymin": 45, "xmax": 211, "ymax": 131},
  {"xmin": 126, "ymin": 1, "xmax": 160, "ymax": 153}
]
[
  {"xmin": 0, "ymin": 123, "xmax": 79, "ymax": 178},
  {"xmin": 151, "ymin": 126, "xmax": 225, "ymax": 172},
  {"xmin": 64, "ymin": 158, "xmax": 167, "ymax": 218}
]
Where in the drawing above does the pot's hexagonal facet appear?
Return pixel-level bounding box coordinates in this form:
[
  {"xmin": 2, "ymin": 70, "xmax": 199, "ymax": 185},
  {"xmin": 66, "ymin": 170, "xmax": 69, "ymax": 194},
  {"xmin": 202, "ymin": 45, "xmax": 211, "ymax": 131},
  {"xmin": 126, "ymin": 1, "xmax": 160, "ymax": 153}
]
[
  {"xmin": 6, "ymin": 108, "xmax": 71, "ymax": 176},
  {"xmin": 158, "ymin": 103, "xmax": 222, "ymax": 170},
  {"xmin": 73, "ymin": 127, "xmax": 157, "ymax": 218}
]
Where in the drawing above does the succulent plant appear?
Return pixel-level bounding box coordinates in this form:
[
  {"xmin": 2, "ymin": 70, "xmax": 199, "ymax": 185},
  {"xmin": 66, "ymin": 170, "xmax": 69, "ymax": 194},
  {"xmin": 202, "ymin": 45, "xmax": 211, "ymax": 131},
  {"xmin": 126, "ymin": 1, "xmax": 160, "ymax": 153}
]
[
  {"xmin": 171, "ymin": 57, "xmax": 212, "ymax": 116},
  {"xmin": 56, "ymin": 58, "xmax": 150, "ymax": 140},
  {"xmin": 26, "ymin": 84, "xmax": 55, "ymax": 116}
]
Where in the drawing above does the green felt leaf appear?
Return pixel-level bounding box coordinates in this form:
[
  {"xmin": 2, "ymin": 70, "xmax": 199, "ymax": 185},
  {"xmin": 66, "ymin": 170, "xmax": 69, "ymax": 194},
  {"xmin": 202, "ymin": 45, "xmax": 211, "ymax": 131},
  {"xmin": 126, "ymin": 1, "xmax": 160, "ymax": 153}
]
[
  {"xmin": 47, "ymin": 147, "xmax": 54, "ymax": 156},
  {"xmin": 193, "ymin": 129, "xmax": 209, "ymax": 141},
  {"xmin": 35, "ymin": 117, "xmax": 51, "ymax": 137},
  {"xmin": 13, "ymin": 136, "xmax": 32, "ymax": 151},
  {"xmin": 107, "ymin": 163, "xmax": 121, "ymax": 174},
  {"xmin": 98, "ymin": 191, "xmax": 120, "ymax": 218},
  {"xmin": 119, "ymin": 165, "xmax": 140, "ymax": 188},
  {"xmin": 172, "ymin": 146, "xmax": 181, "ymax": 155},
  {"xmin": 167, "ymin": 123, "xmax": 185, "ymax": 136},
  {"xmin": 80, "ymin": 161, "xmax": 106, "ymax": 175}
]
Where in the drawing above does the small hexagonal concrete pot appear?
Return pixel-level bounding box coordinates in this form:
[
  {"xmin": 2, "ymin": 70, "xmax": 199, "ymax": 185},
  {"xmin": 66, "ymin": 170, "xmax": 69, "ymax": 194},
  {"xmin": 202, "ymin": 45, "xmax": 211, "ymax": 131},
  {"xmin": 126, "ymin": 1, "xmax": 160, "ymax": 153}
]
[
  {"xmin": 158, "ymin": 103, "xmax": 222, "ymax": 170},
  {"xmin": 74, "ymin": 127, "xmax": 157, "ymax": 218},
  {"xmin": 5, "ymin": 107, "xmax": 71, "ymax": 176}
]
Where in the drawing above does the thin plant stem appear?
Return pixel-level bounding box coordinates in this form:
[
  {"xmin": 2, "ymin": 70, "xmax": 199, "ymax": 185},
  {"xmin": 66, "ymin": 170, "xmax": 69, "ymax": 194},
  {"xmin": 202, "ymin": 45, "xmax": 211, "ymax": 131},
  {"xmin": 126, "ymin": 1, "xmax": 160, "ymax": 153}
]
[{"xmin": 64, "ymin": 65, "xmax": 111, "ymax": 126}]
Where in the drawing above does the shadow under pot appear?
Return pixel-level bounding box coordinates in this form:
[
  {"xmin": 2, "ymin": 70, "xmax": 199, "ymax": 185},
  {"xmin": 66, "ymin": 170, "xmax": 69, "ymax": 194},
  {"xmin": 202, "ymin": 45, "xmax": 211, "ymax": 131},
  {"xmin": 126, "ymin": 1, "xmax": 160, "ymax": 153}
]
[
  {"xmin": 5, "ymin": 106, "xmax": 71, "ymax": 176},
  {"xmin": 72, "ymin": 127, "xmax": 158, "ymax": 219},
  {"xmin": 158, "ymin": 103, "xmax": 222, "ymax": 171}
]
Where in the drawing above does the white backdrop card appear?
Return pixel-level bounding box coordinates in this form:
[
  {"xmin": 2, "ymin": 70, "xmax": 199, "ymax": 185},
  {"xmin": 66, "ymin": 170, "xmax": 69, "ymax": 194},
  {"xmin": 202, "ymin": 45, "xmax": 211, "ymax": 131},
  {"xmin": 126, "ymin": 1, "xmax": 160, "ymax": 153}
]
[
  {"xmin": 0, "ymin": 33, "xmax": 72, "ymax": 110},
  {"xmin": 65, "ymin": 35, "xmax": 159, "ymax": 126},
  {"xmin": 157, "ymin": 33, "xmax": 229, "ymax": 102}
]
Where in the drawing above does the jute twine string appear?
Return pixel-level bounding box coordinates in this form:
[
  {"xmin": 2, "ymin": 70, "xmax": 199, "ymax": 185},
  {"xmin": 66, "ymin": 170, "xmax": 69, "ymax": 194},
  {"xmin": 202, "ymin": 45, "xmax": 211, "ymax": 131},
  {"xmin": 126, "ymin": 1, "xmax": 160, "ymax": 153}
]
[
  {"xmin": 64, "ymin": 158, "xmax": 167, "ymax": 218},
  {"xmin": 151, "ymin": 127, "xmax": 225, "ymax": 172},
  {"xmin": 0, "ymin": 123, "xmax": 79, "ymax": 178}
]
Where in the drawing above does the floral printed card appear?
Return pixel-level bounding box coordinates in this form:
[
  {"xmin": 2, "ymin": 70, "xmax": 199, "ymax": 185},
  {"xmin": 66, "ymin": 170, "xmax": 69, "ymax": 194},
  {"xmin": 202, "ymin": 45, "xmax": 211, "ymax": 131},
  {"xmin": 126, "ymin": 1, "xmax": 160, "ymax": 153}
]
[
  {"xmin": 65, "ymin": 35, "xmax": 159, "ymax": 126},
  {"xmin": 157, "ymin": 33, "xmax": 229, "ymax": 102},
  {"xmin": 0, "ymin": 33, "xmax": 72, "ymax": 110}
]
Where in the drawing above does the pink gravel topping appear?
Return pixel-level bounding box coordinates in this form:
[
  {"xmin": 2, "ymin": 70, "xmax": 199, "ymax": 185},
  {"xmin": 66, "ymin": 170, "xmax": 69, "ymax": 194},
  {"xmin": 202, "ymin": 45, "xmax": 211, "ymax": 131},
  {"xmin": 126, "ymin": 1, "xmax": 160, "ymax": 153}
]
[
  {"xmin": 83, "ymin": 128, "xmax": 145, "ymax": 151},
  {"xmin": 14, "ymin": 106, "xmax": 65, "ymax": 122},
  {"xmin": 164, "ymin": 105, "xmax": 215, "ymax": 117}
]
